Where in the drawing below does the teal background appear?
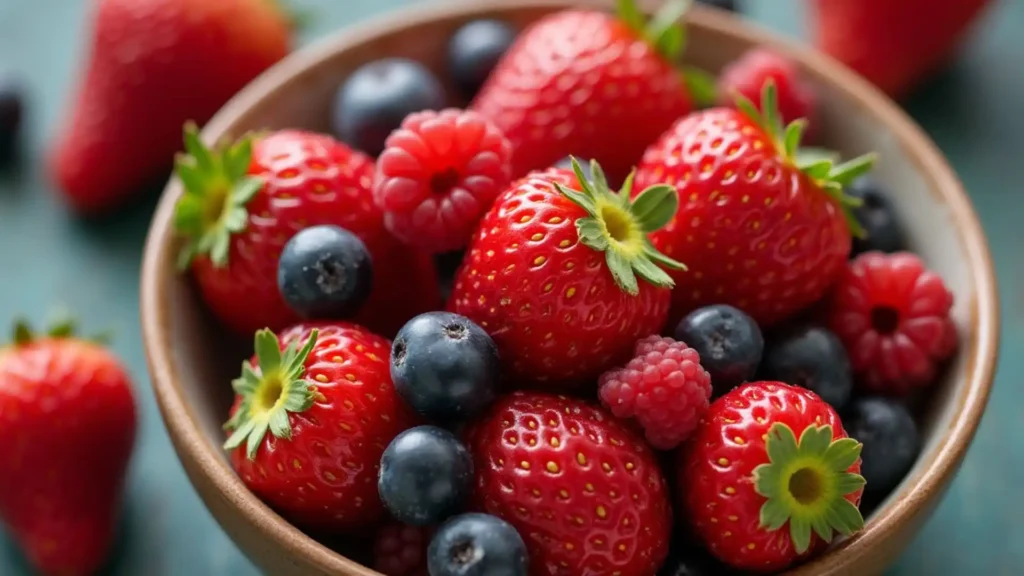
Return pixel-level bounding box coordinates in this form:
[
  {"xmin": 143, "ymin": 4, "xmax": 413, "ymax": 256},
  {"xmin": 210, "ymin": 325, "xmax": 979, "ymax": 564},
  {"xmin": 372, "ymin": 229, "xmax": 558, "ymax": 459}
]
[{"xmin": 0, "ymin": 0, "xmax": 1021, "ymax": 573}]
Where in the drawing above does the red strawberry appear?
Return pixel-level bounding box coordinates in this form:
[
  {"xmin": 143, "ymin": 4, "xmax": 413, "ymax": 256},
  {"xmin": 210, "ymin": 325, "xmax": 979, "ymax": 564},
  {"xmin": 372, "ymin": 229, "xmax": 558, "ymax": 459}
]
[
  {"xmin": 718, "ymin": 48, "xmax": 817, "ymax": 138},
  {"xmin": 49, "ymin": 0, "xmax": 294, "ymax": 214},
  {"xmin": 634, "ymin": 81, "xmax": 875, "ymax": 328},
  {"xmin": 224, "ymin": 322, "xmax": 419, "ymax": 531},
  {"xmin": 172, "ymin": 125, "xmax": 439, "ymax": 337},
  {"xmin": 810, "ymin": 0, "xmax": 991, "ymax": 98},
  {"xmin": 678, "ymin": 381, "xmax": 865, "ymax": 572},
  {"xmin": 465, "ymin": 391, "xmax": 673, "ymax": 576},
  {"xmin": 471, "ymin": 0, "xmax": 713, "ymax": 184},
  {"xmin": 447, "ymin": 159, "xmax": 683, "ymax": 388},
  {"xmin": 0, "ymin": 320, "xmax": 137, "ymax": 576}
]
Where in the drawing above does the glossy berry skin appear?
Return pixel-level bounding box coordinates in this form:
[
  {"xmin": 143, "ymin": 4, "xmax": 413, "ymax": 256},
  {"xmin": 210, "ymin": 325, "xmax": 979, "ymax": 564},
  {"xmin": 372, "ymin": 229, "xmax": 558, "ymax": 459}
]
[
  {"xmin": 674, "ymin": 304, "xmax": 764, "ymax": 398},
  {"xmin": 471, "ymin": 8, "xmax": 693, "ymax": 183},
  {"xmin": 228, "ymin": 322, "xmax": 419, "ymax": 531},
  {"xmin": 391, "ymin": 312, "xmax": 500, "ymax": 423},
  {"xmin": 678, "ymin": 382, "xmax": 862, "ymax": 572},
  {"xmin": 277, "ymin": 225, "xmax": 373, "ymax": 320},
  {"xmin": 375, "ymin": 108, "xmax": 513, "ymax": 253},
  {"xmin": 447, "ymin": 20, "xmax": 518, "ymax": 100},
  {"xmin": 447, "ymin": 168, "xmax": 671, "ymax": 387},
  {"xmin": 373, "ymin": 522, "xmax": 433, "ymax": 576},
  {"xmin": 333, "ymin": 58, "xmax": 446, "ymax": 157},
  {"xmin": 0, "ymin": 72, "xmax": 24, "ymax": 166},
  {"xmin": 718, "ymin": 49, "xmax": 816, "ymax": 135},
  {"xmin": 186, "ymin": 130, "xmax": 439, "ymax": 337},
  {"xmin": 49, "ymin": 0, "xmax": 291, "ymax": 214},
  {"xmin": 635, "ymin": 107, "xmax": 851, "ymax": 328},
  {"xmin": 465, "ymin": 391, "xmax": 673, "ymax": 576},
  {"xmin": 828, "ymin": 251, "xmax": 957, "ymax": 395},
  {"xmin": 0, "ymin": 334, "xmax": 137, "ymax": 576},
  {"xmin": 598, "ymin": 335, "xmax": 712, "ymax": 450},
  {"xmin": 762, "ymin": 325, "xmax": 854, "ymax": 410},
  {"xmin": 379, "ymin": 426, "xmax": 473, "ymax": 526},
  {"xmin": 427, "ymin": 513, "xmax": 529, "ymax": 576},
  {"xmin": 848, "ymin": 177, "xmax": 907, "ymax": 256},
  {"xmin": 844, "ymin": 397, "xmax": 920, "ymax": 499}
]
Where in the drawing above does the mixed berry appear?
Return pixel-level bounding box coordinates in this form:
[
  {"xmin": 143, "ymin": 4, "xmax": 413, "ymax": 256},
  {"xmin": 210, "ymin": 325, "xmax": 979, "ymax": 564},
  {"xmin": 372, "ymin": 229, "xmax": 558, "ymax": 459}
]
[{"xmin": 168, "ymin": 1, "xmax": 959, "ymax": 573}]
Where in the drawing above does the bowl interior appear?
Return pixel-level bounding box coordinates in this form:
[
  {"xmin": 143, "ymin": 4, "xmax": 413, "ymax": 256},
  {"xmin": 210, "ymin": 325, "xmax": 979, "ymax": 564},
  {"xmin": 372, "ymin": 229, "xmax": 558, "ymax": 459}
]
[{"xmin": 143, "ymin": 1, "xmax": 996, "ymax": 574}]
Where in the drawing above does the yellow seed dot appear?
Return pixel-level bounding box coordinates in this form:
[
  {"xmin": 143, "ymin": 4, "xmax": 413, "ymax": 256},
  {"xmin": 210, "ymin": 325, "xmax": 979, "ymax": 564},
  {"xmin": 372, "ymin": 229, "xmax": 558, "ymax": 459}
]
[
  {"xmin": 508, "ymin": 437, "xmax": 518, "ymax": 445},
  {"xmin": 728, "ymin": 515, "xmax": 739, "ymax": 521},
  {"xmin": 519, "ymin": 215, "xmax": 530, "ymax": 223},
  {"xmin": 747, "ymin": 543, "xmax": 756, "ymax": 550},
  {"xmin": 292, "ymin": 459, "xmax": 302, "ymax": 469},
  {"xmin": 602, "ymin": 463, "xmax": 612, "ymax": 472},
  {"xmin": 577, "ymin": 453, "xmax": 587, "ymax": 465},
  {"xmin": 549, "ymin": 216, "xmax": 562, "ymax": 223},
  {"xmin": 534, "ymin": 256, "xmax": 547, "ymax": 265},
  {"xmin": 549, "ymin": 437, "xmax": 560, "ymax": 447},
  {"xmin": 718, "ymin": 458, "xmax": 729, "ymax": 466},
  {"xmin": 531, "ymin": 233, "xmax": 543, "ymax": 241},
  {"xmin": 573, "ymin": 516, "xmax": 584, "ymax": 525},
  {"xmin": 532, "ymin": 489, "xmax": 541, "ymax": 496},
  {"xmin": 519, "ymin": 461, "xmax": 531, "ymax": 469},
  {"xmin": 528, "ymin": 438, "xmax": 536, "ymax": 446},
  {"xmin": 559, "ymin": 239, "xmax": 571, "ymax": 248},
  {"xmin": 625, "ymin": 462, "xmax": 635, "ymax": 471},
  {"xmin": 339, "ymin": 423, "xmax": 352, "ymax": 431},
  {"xmin": 355, "ymin": 345, "xmax": 365, "ymax": 352},
  {"xmin": 596, "ymin": 505, "xmax": 607, "ymax": 518},
  {"xmin": 314, "ymin": 374, "xmax": 328, "ymax": 383},
  {"xmin": 559, "ymin": 489, "xmax": 569, "ymax": 499},
  {"xmin": 585, "ymin": 483, "xmax": 595, "ymax": 492},
  {"xmin": 622, "ymin": 518, "xmax": 630, "ymax": 526},
  {"xmin": 528, "ymin": 421, "xmax": 537, "ymax": 429},
  {"xmin": 723, "ymin": 531, "xmax": 732, "ymax": 537},
  {"xmin": 565, "ymin": 542, "xmax": 575, "ymax": 551},
  {"xmin": 710, "ymin": 517, "xmax": 719, "ymax": 523},
  {"xmin": 725, "ymin": 486, "xmax": 736, "ymax": 494},
  {"xmin": 618, "ymin": 544, "xmax": 627, "ymax": 551},
  {"xmin": 543, "ymin": 283, "xmax": 553, "ymax": 292},
  {"xmin": 547, "ymin": 462, "xmax": 560, "ymax": 473},
  {"xmin": 734, "ymin": 436, "xmax": 746, "ymax": 445},
  {"xmin": 331, "ymin": 355, "xmax": 343, "ymax": 362}
]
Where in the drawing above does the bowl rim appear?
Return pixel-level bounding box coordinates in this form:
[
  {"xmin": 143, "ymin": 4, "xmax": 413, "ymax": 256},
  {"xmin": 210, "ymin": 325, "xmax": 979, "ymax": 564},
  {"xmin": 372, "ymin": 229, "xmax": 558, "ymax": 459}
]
[{"xmin": 140, "ymin": 1, "xmax": 1000, "ymax": 574}]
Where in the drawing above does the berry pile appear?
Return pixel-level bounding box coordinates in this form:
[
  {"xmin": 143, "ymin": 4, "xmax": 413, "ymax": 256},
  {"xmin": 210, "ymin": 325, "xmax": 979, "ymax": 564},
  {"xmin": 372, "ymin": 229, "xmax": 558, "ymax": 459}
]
[{"xmin": 167, "ymin": 1, "xmax": 959, "ymax": 574}]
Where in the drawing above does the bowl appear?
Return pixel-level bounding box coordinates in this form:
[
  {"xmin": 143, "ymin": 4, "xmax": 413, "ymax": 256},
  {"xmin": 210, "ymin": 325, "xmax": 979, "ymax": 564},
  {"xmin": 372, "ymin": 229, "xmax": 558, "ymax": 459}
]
[{"xmin": 140, "ymin": 1, "xmax": 1000, "ymax": 574}]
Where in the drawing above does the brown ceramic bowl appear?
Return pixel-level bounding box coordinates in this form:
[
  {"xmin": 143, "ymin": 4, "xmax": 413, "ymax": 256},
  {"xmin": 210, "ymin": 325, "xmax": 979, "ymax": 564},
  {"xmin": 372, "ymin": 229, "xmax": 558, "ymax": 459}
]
[{"xmin": 140, "ymin": 1, "xmax": 1000, "ymax": 574}]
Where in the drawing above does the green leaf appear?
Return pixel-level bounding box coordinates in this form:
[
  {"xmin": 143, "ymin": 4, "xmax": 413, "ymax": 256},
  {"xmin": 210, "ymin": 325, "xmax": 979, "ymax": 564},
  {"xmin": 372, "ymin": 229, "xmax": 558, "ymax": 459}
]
[
  {"xmin": 224, "ymin": 138, "xmax": 253, "ymax": 182},
  {"xmin": 175, "ymin": 158, "xmax": 206, "ymax": 196},
  {"xmin": 224, "ymin": 206, "xmax": 249, "ymax": 234},
  {"xmin": 268, "ymin": 407, "xmax": 292, "ymax": 440},
  {"xmin": 761, "ymin": 80, "xmax": 782, "ymax": 140},
  {"xmin": 284, "ymin": 383, "xmax": 316, "ymax": 412},
  {"xmin": 173, "ymin": 195, "xmax": 205, "ymax": 236},
  {"xmin": 176, "ymin": 245, "xmax": 197, "ymax": 272},
  {"xmin": 246, "ymin": 418, "xmax": 270, "ymax": 460},
  {"xmin": 826, "ymin": 498, "xmax": 865, "ymax": 536},
  {"xmin": 47, "ymin": 317, "xmax": 76, "ymax": 339},
  {"xmin": 799, "ymin": 159, "xmax": 834, "ymax": 180},
  {"xmin": 797, "ymin": 425, "xmax": 833, "ymax": 457},
  {"xmin": 836, "ymin": 472, "xmax": 867, "ymax": 496},
  {"xmin": 183, "ymin": 122, "xmax": 215, "ymax": 175},
  {"xmin": 631, "ymin": 184, "xmax": 679, "ymax": 232},
  {"xmin": 554, "ymin": 182, "xmax": 598, "ymax": 216},
  {"xmin": 616, "ymin": 0, "xmax": 647, "ymax": 32},
  {"xmin": 605, "ymin": 250, "xmax": 639, "ymax": 295},
  {"xmin": 645, "ymin": 0, "xmax": 691, "ymax": 60},
  {"xmin": 795, "ymin": 147, "xmax": 841, "ymax": 165},
  {"xmin": 765, "ymin": 423, "xmax": 799, "ymax": 466},
  {"xmin": 733, "ymin": 91, "xmax": 764, "ymax": 131},
  {"xmin": 759, "ymin": 495, "xmax": 790, "ymax": 531},
  {"xmin": 790, "ymin": 516, "xmax": 813, "ymax": 554},
  {"xmin": 12, "ymin": 320, "xmax": 32, "ymax": 345},
  {"xmin": 234, "ymin": 177, "xmax": 264, "ymax": 206},
  {"xmin": 829, "ymin": 153, "xmax": 877, "ymax": 187},
  {"xmin": 618, "ymin": 169, "xmax": 637, "ymax": 204},
  {"xmin": 588, "ymin": 159, "xmax": 615, "ymax": 203},
  {"xmin": 753, "ymin": 462, "xmax": 781, "ymax": 498},
  {"xmin": 576, "ymin": 218, "xmax": 610, "ymax": 252},
  {"xmin": 643, "ymin": 239, "xmax": 687, "ymax": 270},
  {"xmin": 211, "ymin": 230, "xmax": 231, "ymax": 268},
  {"xmin": 682, "ymin": 66, "xmax": 718, "ymax": 109},
  {"xmin": 224, "ymin": 417, "xmax": 255, "ymax": 451},
  {"xmin": 784, "ymin": 119, "xmax": 808, "ymax": 158},
  {"xmin": 656, "ymin": 25, "xmax": 684, "ymax": 60},
  {"xmin": 254, "ymin": 329, "xmax": 283, "ymax": 375},
  {"xmin": 233, "ymin": 362, "xmax": 262, "ymax": 395},
  {"xmin": 811, "ymin": 514, "xmax": 835, "ymax": 543},
  {"xmin": 822, "ymin": 438, "xmax": 863, "ymax": 472},
  {"xmin": 631, "ymin": 255, "xmax": 676, "ymax": 288}
]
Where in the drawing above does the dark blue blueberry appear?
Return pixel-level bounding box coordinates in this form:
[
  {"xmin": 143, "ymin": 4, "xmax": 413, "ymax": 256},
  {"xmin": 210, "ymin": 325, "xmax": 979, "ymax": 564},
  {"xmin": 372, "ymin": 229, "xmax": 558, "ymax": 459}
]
[
  {"xmin": 844, "ymin": 397, "xmax": 920, "ymax": 498},
  {"xmin": 428, "ymin": 513, "xmax": 528, "ymax": 576},
  {"xmin": 332, "ymin": 58, "xmax": 446, "ymax": 156},
  {"xmin": 659, "ymin": 543, "xmax": 735, "ymax": 576},
  {"xmin": 447, "ymin": 19, "xmax": 517, "ymax": 100},
  {"xmin": 762, "ymin": 325, "xmax": 853, "ymax": 410},
  {"xmin": 674, "ymin": 304, "xmax": 763, "ymax": 397},
  {"xmin": 696, "ymin": 0, "xmax": 737, "ymax": 11},
  {"xmin": 379, "ymin": 426, "xmax": 473, "ymax": 526},
  {"xmin": 849, "ymin": 176, "xmax": 907, "ymax": 257},
  {"xmin": 0, "ymin": 72, "xmax": 24, "ymax": 166},
  {"xmin": 391, "ymin": 312, "xmax": 499, "ymax": 422},
  {"xmin": 277, "ymin": 225, "xmax": 372, "ymax": 319},
  {"xmin": 553, "ymin": 156, "xmax": 595, "ymax": 182}
]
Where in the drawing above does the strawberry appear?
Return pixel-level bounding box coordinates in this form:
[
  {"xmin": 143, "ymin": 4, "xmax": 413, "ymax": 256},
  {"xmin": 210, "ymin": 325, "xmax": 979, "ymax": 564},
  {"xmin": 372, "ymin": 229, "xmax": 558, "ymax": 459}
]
[
  {"xmin": 471, "ymin": 0, "xmax": 713, "ymax": 184},
  {"xmin": 0, "ymin": 319, "xmax": 137, "ymax": 576},
  {"xmin": 447, "ymin": 159, "xmax": 683, "ymax": 388},
  {"xmin": 465, "ymin": 391, "xmax": 673, "ymax": 576},
  {"xmin": 172, "ymin": 125, "xmax": 439, "ymax": 337},
  {"xmin": 634, "ymin": 81, "xmax": 876, "ymax": 328},
  {"xmin": 224, "ymin": 322, "xmax": 419, "ymax": 531},
  {"xmin": 677, "ymin": 381, "xmax": 865, "ymax": 572},
  {"xmin": 48, "ymin": 0, "xmax": 295, "ymax": 214},
  {"xmin": 810, "ymin": 0, "xmax": 991, "ymax": 98}
]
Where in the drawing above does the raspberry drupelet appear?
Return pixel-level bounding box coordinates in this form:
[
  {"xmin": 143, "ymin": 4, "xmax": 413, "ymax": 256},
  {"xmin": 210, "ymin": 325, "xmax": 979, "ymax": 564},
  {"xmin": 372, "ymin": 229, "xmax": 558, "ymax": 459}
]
[
  {"xmin": 598, "ymin": 335, "xmax": 712, "ymax": 449},
  {"xmin": 373, "ymin": 522, "xmax": 433, "ymax": 576}
]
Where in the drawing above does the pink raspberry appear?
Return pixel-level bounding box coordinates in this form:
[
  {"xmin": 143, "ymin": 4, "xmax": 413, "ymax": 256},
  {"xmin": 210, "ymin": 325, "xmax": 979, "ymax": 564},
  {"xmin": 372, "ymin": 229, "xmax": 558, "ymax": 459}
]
[
  {"xmin": 372, "ymin": 522, "xmax": 433, "ymax": 576},
  {"xmin": 828, "ymin": 251, "xmax": 958, "ymax": 395},
  {"xmin": 598, "ymin": 335, "xmax": 712, "ymax": 450},
  {"xmin": 374, "ymin": 108, "xmax": 512, "ymax": 253},
  {"xmin": 718, "ymin": 48, "xmax": 817, "ymax": 136}
]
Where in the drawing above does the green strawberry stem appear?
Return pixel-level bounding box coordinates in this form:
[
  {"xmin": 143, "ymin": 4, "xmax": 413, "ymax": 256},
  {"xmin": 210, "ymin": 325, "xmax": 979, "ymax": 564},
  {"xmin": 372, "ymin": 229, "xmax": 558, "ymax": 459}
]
[
  {"xmin": 753, "ymin": 423, "xmax": 867, "ymax": 554},
  {"xmin": 172, "ymin": 122, "xmax": 264, "ymax": 271},
  {"xmin": 9, "ymin": 316, "xmax": 111, "ymax": 346},
  {"xmin": 553, "ymin": 157, "xmax": 686, "ymax": 297},
  {"xmin": 733, "ymin": 79, "xmax": 877, "ymax": 238},
  {"xmin": 223, "ymin": 328, "xmax": 320, "ymax": 461},
  {"xmin": 616, "ymin": 0, "xmax": 717, "ymax": 107}
]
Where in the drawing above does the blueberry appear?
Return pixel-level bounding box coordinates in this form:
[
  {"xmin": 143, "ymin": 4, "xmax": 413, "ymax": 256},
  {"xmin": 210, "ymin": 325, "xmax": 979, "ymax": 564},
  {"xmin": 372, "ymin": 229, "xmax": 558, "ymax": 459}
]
[
  {"xmin": 332, "ymin": 58, "xmax": 446, "ymax": 156},
  {"xmin": 428, "ymin": 513, "xmax": 528, "ymax": 576},
  {"xmin": 696, "ymin": 0, "xmax": 737, "ymax": 11},
  {"xmin": 844, "ymin": 397, "xmax": 920, "ymax": 498},
  {"xmin": 447, "ymin": 19, "xmax": 517, "ymax": 100},
  {"xmin": 277, "ymin": 225, "xmax": 372, "ymax": 319},
  {"xmin": 659, "ymin": 543, "xmax": 735, "ymax": 576},
  {"xmin": 673, "ymin": 305, "xmax": 763, "ymax": 397},
  {"xmin": 391, "ymin": 312, "xmax": 499, "ymax": 422},
  {"xmin": 379, "ymin": 425, "xmax": 473, "ymax": 526},
  {"xmin": 848, "ymin": 176, "xmax": 907, "ymax": 257},
  {"xmin": 762, "ymin": 325, "xmax": 853, "ymax": 410},
  {"xmin": 0, "ymin": 72, "xmax": 24, "ymax": 166},
  {"xmin": 553, "ymin": 156, "xmax": 595, "ymax": 182}
]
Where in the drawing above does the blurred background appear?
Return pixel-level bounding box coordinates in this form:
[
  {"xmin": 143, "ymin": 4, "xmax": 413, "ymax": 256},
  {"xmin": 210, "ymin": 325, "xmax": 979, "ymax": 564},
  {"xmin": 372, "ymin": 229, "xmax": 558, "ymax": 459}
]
[{"xmin": 0, "ymin": 0, "xmax": 1022, "ymax": 574}]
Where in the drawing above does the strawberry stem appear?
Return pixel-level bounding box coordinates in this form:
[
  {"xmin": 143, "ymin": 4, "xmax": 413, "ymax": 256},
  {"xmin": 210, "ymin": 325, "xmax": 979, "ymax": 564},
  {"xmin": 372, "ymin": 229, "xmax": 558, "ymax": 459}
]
[{"xmin": 9, "ymin": 316, "xmax": 111, "ymax": 346}]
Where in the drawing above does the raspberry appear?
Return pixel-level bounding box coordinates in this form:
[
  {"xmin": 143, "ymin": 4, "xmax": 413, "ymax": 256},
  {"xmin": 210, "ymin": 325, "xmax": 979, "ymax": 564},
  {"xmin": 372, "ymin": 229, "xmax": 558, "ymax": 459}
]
[
  {"xmin": 828, "ymin": 251, "xmax": 958, "ymax": 395},
  {"xmin": 718, "ymin": 48, "xmax": 816, "ymax": 134},
  {"xmin": 598, "ymin": 335, "xmax": 712, "ymax": 450},
  {"xmin": 373, "ymin": 522, "xmax": 433, "ymax": 576},
  {"xmin": 375, "ymin": 108, "xmax": 512, "ymax": 253}
]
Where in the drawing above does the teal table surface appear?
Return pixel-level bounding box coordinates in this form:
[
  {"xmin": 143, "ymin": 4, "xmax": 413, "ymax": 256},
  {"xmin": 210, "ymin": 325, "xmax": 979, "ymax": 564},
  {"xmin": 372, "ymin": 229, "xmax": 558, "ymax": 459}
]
[{"xmin": 1, "ymin": 0, "xmax": 1021, "ymax": 574}]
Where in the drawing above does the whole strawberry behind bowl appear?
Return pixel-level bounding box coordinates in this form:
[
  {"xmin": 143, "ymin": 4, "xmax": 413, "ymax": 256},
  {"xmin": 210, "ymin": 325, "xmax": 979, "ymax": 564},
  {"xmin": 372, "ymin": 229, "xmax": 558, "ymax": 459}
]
[{"xmin": 139, "ymin": 1, "xmax": 998, "ymax": 575}]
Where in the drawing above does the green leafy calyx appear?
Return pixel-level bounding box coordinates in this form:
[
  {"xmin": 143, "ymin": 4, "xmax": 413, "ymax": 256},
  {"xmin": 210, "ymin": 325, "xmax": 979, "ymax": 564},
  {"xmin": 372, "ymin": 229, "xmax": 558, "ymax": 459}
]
[
  {"xmin": 9, "ymin": 315, "xmax": 110, "ymax": 347},
  {"xmin": 553, "ymin": 157, "xmax": 686, "ymax": 296},
  {"xmin": 616, "ymin": 0, "xmax": 716, "ymax": 107},
  {"xmin": 733, "ymin": 79, "xmax": 876, "ymax": 237},
  {"xmin": 172, "ymin": 121, "xmax": 264, "ymax": 271},
  {"xmin": 223, "ymin": 328, "xmax": 320, "ymax": 461},
  {"xmin": 753, "ymin": 423, "xmax": 867, "ymax": 554}
]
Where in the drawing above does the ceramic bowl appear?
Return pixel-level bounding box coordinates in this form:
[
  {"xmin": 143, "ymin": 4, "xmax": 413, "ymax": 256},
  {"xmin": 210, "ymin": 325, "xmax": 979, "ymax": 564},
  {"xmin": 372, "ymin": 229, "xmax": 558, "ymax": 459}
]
[{"xmin": 140, "ymin": 1, "xmax": 1000, "ymax": 574}]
